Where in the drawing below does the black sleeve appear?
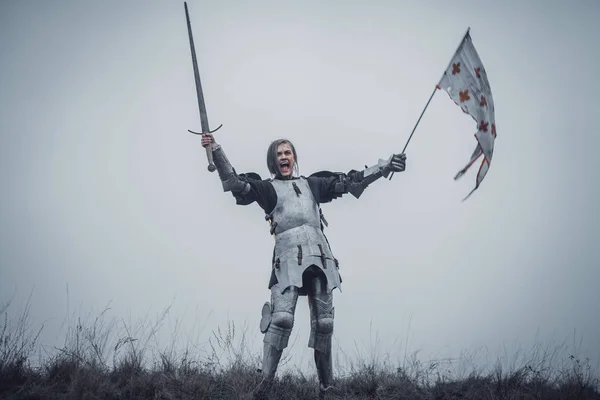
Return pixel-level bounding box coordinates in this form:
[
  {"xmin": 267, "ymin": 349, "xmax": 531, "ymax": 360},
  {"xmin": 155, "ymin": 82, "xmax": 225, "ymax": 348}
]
[
  {"xmin": 306, "ymin": 173, "xmax": 344, "ymax": 204},
  {"xmin": 307, "ymin": 170, "xmax": 366, "ymax": 203},
  {"xmin": 232, "ymin": 174, "xmax": 277, "ymax": 214}
]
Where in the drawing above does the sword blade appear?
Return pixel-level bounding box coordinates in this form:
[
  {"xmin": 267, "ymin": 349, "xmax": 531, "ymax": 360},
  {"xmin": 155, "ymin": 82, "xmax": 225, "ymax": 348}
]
[{"xmin": 184, "ymin": 2, "xmax": 216, "ymax": 172}]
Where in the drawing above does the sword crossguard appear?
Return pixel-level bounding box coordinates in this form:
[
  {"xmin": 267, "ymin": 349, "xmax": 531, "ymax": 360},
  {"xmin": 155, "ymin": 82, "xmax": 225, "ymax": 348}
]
[
  {"xmin": 187, "ymin": 124, "xmax": 223, "ymax": 136},
  {"xmin": 187, "ymin": 124, "xmax": 223, "ymax": 172}
]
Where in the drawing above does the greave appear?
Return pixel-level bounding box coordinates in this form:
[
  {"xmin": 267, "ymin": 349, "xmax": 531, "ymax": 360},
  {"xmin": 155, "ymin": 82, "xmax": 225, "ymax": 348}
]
[
  {"xmin": 258, "ymin": 284, "xmax": 299, "ymax": 385},
  {"xmin": 314, "ymin": 348, "xmax": 334, "ymax": 390},
  {"xmin": 307, "ymin": 277, "xmax": 335, "ymax": 390},
  {"xmin": 253, "ymin": 344, "xmax": 282, "ymax": 399},
  {"xmin": 260, "ymin": 342, "xmax": 283, "ymax": 380}
]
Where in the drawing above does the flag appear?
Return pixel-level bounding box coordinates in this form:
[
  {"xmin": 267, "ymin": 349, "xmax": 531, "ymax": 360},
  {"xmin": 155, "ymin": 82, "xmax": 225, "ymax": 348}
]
[{"xmin": 437, "ymin": 31, "xmax": 497, "ymax": 201}]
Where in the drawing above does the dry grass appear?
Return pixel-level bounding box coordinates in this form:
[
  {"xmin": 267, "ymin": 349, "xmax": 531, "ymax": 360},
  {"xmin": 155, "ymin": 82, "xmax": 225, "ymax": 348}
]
[{"xmin": 1, "ymin": 298, "xmax": 599, "ymax": 400}]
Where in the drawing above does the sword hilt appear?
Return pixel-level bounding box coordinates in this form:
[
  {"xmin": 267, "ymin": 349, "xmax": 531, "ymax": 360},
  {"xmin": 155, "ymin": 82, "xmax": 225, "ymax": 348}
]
[
  {"xmin": 206, "ymin": 148, "xmax": 216, "ymax": 172},
  {"xmin": 188, "ymin": 124, "xmax": 223, "ymax": 172}
]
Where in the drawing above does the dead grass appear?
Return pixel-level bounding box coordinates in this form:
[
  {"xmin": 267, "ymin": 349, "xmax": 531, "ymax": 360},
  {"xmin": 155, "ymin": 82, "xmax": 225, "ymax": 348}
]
[{"xmin": 1, "ymin": 298, "xmax": 599, "ymax": 400}]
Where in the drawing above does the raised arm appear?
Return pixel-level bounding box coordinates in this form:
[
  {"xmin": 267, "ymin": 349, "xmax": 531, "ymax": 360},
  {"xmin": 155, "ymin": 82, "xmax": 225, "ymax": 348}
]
[
  {"xmin": 201, "ymin": 133, "xmax": 276, "ymax": 213},
  {"xmin": 201, "ymin": 133, "xmax": 249, "ymax": 194},
  {"xmin": 308, "ymin": 153, "xmax": 407, "ymax": 202}
]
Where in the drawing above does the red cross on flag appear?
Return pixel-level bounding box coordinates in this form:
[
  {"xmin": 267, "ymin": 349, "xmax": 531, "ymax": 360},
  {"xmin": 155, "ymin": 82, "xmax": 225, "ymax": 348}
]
[{"xmin": 437, "ymin": 32, "xmax": 497, "ymax": 201}]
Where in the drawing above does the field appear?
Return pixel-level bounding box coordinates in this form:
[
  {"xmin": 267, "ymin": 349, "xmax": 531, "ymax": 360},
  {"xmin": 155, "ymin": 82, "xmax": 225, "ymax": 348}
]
[{"xmin": 1, "ymin": 299, "xmax": 599, "ymax": 400}]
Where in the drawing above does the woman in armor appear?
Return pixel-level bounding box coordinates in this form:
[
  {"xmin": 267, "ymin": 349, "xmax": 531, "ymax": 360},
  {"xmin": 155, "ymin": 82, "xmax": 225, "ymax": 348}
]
[{"xmin": 201, "ymin": 133, "xmax": 406, "ymax": 397}]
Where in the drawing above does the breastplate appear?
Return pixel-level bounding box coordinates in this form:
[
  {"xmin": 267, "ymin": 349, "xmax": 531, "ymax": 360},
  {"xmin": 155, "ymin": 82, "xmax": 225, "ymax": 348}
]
[
  {"xmin": 267, "ymin": 178, "xmax": 342, "ymax": 294},
  {"xmin": 269, "ymin": 178, "xmax": 321, "ymax": 234}
]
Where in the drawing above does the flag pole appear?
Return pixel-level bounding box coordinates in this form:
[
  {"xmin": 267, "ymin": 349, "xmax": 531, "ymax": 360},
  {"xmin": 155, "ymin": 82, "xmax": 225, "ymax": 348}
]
[{"xmin": 389, "ymin": 27, "xmax": 471, "ymax": 180}]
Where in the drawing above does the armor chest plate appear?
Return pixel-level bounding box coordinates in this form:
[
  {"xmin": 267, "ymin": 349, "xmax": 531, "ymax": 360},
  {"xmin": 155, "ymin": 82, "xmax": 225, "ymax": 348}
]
[
  {"xmin": 269, "ymin": 178, "xmax": 320, "ymax": 234},
  {"xmin": 267, "ymin": 178, "xmax": 342, "ymax": 295}
]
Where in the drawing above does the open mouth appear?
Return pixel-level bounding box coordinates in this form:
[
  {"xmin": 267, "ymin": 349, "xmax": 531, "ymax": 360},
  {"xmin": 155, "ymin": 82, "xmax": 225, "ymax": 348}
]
[{"xmin": 279, "ymin": 159, "xmax": 291, "ymax": 174}]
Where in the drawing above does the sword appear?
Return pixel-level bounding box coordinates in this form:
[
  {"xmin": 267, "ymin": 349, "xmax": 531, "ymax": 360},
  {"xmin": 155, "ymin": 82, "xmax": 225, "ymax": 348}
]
[{"xmin": 184, "ymin": 2, "xmax": 222, "ymax": 172}]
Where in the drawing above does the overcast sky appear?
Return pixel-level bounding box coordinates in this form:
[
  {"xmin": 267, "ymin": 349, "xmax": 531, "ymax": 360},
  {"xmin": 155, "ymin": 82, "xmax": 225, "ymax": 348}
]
[{"xmin": 1, "ymin": 0, "xmax": 599, "ymax": 377}]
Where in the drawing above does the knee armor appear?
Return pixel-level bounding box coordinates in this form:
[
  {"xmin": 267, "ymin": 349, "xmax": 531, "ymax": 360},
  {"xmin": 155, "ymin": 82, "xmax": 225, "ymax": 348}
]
[
  {"xmin": 261, "ymin": 285, "xmax": 299, "ymax": 351},
  {"xmin": 308, "ymin": 296, "xmax": 335, "ymax": 354}
]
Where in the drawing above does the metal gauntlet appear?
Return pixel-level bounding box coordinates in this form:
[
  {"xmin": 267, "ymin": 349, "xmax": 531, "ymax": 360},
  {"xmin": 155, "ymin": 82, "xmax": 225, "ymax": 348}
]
[
  {"xmin": 211, "ymin": 145, "xmax": 251, "ymax": 194},
  {"xmin": 345, "ymin": 157, "xmax": 392, "ymax": 199}
]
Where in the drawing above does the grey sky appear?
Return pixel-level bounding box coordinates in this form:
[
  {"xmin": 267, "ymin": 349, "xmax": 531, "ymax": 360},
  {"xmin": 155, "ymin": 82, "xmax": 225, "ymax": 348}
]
[{"xmin": 1, "ymin": 0, "xmax": 599, "ymax": 375}]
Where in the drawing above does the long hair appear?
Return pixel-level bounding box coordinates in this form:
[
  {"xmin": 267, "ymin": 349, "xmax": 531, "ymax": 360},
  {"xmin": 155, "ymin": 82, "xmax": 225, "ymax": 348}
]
[{"xmin": 266, "ymin": 139, "xmax": 299, "ymax": 178}]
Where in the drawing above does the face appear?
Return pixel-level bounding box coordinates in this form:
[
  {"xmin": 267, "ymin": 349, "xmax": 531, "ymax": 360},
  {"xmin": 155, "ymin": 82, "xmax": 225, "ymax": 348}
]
[{"xmin": 276, "ymin": 142, "xmax": 295, "ymax": 177}]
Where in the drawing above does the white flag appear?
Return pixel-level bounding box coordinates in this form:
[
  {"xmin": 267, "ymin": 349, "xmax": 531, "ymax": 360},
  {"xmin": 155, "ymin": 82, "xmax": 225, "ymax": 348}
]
[{"xmin": 437, "ymin": 32, "xmax": 496, "ymax": 201}]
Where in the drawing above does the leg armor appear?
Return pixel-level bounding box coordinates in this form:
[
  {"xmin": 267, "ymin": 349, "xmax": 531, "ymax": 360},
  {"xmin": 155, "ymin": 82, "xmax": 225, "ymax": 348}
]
[
  {"xmin": 307, "ymin": 274, "xmax": 335, "ymax": 390},
  {"xmin": 259, "ymin": 284, "xmax": 299, "ymax": 380}
]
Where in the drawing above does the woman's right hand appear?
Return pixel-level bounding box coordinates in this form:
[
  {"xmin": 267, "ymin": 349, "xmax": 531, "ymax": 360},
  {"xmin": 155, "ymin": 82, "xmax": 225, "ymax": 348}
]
[{"xmin": 201, "ymin": 133, "xmax": 215, "ymax": 148}]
